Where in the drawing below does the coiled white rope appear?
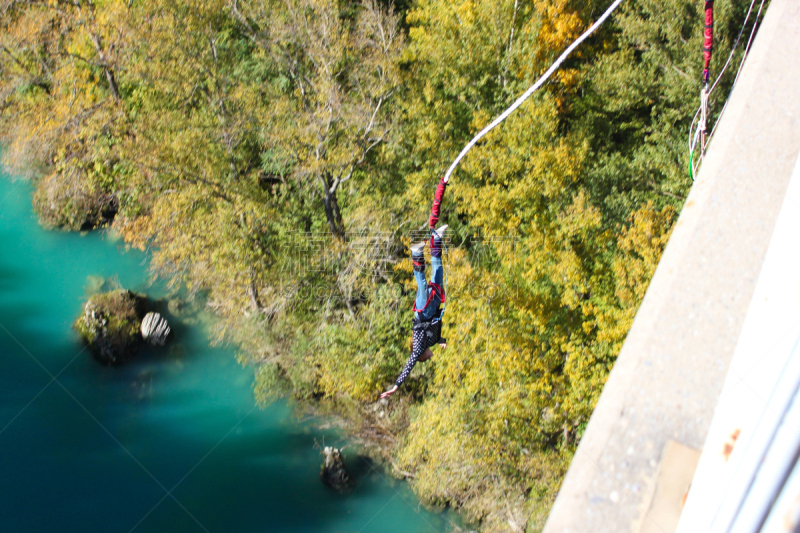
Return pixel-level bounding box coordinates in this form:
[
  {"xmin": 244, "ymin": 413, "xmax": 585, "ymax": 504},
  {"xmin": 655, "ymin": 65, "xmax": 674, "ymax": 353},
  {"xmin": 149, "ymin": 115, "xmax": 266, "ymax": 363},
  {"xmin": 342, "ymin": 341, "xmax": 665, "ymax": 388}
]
[{"xmin": 442, "ymin": 0, "xmax": 627, "ymax": 184}]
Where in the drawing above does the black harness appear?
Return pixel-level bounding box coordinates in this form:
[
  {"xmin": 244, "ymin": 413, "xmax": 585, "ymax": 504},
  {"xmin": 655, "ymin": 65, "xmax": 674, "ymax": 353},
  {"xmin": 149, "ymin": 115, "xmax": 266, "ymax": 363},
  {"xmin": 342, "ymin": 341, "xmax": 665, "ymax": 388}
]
[{"xmin": 412, "ymin": 311, "xmax": 446, "ymax": 347}]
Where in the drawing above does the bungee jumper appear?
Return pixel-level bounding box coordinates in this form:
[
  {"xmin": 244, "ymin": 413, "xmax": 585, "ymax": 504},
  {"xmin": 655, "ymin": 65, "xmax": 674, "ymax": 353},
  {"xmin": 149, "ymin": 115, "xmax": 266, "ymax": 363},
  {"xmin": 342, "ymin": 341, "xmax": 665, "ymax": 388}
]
[
  {"xmin": 377, "ymin": 0, "xmax": 631, "ymax": 399},
  {"xmin": 380, "ymin": 176, "xmax": 450, "ymax": 399},
  {"xmin": 377, "ymin": 0, "xmax": 762, "ymax": 397}
]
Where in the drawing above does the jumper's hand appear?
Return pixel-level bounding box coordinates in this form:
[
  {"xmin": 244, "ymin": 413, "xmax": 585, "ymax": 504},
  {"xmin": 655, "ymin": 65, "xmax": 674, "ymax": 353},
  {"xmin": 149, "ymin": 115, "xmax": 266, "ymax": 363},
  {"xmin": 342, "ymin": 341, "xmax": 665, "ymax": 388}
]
[
  {"xmin": 439, "ymin": 342, "xmax": 447, "ymax": 350},
  {"xmin": 380, "ymin": 385, "xmax": 398, "ymax": 399}
]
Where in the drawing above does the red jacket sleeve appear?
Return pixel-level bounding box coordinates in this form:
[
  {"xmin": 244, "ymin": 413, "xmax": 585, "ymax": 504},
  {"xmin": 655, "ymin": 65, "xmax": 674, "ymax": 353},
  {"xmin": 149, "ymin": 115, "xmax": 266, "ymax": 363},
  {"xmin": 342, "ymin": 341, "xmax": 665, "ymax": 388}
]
[{"xmin": 428, "ymin": 178, "xmax": 448, "ymax": 229}]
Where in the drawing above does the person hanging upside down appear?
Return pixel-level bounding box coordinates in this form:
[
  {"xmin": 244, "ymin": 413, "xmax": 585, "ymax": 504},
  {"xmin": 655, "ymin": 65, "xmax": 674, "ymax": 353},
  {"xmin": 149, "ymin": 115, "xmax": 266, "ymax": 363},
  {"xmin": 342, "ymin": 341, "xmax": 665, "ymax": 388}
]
[{"xmin": 380, "ymin": 176, "xmax": 449, "ymax": 399}]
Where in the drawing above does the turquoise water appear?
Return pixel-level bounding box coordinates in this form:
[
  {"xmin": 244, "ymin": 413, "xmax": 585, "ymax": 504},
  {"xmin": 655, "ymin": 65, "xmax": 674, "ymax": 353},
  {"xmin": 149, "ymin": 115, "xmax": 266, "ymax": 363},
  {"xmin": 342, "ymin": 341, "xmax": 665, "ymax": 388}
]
[{"xmin": 0, "ymin": 174, "xmax": 450, "ymax": 533}]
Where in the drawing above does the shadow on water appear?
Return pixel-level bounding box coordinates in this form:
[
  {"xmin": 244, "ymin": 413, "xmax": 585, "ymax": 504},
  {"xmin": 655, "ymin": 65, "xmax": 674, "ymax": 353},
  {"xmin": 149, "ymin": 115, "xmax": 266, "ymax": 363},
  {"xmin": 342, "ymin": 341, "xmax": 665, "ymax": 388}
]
[
  {"xmin": 0, "ymin": 172, "xmax": 451, "ymax": 532},
  {"xmin": 0, "ymin": 262, "xmax": 25, "ymax": 290}
]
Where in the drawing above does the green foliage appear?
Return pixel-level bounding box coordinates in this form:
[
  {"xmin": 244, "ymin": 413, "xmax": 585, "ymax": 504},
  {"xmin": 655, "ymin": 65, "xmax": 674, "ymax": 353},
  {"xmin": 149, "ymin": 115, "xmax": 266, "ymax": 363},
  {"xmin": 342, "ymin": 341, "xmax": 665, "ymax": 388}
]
[{"xmin": 2, "ymin": 0, "xmax": 759, "ymax": 530}]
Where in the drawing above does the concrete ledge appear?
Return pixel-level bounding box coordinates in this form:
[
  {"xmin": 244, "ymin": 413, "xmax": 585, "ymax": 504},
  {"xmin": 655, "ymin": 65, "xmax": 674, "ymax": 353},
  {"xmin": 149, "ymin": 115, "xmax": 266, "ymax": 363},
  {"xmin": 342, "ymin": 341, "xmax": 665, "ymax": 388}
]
[{"xmin": 544, "ymin": 1, "xmax": 800, "ymax": 531}]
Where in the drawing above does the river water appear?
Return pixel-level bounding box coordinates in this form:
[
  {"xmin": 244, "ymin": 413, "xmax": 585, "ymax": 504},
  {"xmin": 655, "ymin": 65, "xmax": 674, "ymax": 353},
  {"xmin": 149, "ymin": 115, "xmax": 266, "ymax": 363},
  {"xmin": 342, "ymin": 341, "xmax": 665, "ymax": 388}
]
[{"xmin": 0, "ymin": 172, "xmax": 450, "ymax": 533}]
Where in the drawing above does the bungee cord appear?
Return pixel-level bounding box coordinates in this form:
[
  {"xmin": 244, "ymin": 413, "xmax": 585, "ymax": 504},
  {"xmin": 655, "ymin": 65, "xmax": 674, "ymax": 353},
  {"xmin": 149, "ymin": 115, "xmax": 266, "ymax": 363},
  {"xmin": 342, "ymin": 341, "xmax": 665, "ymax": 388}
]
[
  {"xmin": 430, "ymin": 0, "xmax": 627, "ymax": 310},
  {"xmin": 442, "ymin": 0, "xmax": 627, "ymax": 185},
  {"xmin": 433, "ymin": 0, "xmax": 767, "ymax": 257}
]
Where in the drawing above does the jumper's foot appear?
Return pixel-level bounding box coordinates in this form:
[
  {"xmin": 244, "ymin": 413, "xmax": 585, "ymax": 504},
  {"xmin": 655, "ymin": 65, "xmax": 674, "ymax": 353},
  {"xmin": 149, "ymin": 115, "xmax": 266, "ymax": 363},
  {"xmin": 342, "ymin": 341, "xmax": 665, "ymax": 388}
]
[
  {"xmin": 411, "ymin": 241, "xmax": 426, "ymax": 271},
  {"xmin": 430, "ymin": 224, "xmax": 448, "ymax": 257}
]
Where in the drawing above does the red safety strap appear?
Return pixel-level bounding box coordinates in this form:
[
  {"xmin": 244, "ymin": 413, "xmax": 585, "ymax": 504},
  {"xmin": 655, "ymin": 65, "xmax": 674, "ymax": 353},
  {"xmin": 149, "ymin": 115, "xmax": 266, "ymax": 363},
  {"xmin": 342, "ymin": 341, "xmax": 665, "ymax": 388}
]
[
  {"xmin": 428, "ymin": 178, "xmax": 447, "ymax": 229},
  {"xmin": 413, "ymin": 282, "xmax": 446, "ymax": 313},
  {"xmin": 703, "ymin": 0, "xmax": 714, "ymax": 84}
]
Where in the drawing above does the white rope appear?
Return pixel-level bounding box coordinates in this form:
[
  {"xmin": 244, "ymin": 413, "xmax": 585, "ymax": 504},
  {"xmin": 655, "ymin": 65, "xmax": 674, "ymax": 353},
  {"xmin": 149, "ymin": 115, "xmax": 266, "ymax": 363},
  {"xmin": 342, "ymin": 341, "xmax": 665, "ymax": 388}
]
[
  {"xmin": 709, "ymin": 0, "xmax": 759, "ymax": 94},
  {"xmin": 442, "ymin": 0, "xmax": 627, "ymax": 184},
  {"xmin": 688, "ymin": 104, "xmax": 702, "ymax": 153},
  {"xmin": 689, "ymin": 123, "xmax": 701, "ymax": 180},
  {"xmin": 705, "ymin": 0, "xmax": 766, "ymax": 146},
  {"xmin": 732, "ymin": 0, "xmax": 766, "ymax": 90}
]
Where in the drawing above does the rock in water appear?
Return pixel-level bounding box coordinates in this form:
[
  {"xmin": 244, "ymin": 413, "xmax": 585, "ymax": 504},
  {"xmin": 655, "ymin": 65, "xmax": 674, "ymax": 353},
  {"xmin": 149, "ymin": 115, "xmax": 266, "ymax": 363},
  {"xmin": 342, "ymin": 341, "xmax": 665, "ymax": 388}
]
[
  {"xmin": 74, "ymin": 289, "xmax": 146, "ymax": 364},
  {"xmin": 141, "ymin": 312, "xmax": 171, "ymax": 346},
  {"xmin": 320, "ymin": 447, "xmax": 352, "ymax": 490}
]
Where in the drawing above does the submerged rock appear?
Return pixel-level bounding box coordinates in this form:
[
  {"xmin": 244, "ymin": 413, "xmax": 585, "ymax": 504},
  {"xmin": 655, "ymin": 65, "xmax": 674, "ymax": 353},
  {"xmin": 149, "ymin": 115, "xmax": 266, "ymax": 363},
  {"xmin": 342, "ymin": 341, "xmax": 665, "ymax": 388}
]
[
  {"xmin": 84, "ymin": 275, "xmax": 106, "ymax": 295},
  {"xmin": 74, "ymin": 289, "xmax": 146, "ymax": 364},
  {"xmin": 320, "ymin": 447, "xmax": 352, "ymax": 490},
  {"xmin": 141, "ymin": 312, "xmax": 171, "ymax": 346},
  {"xmin": 166, "ymin": 296, "xmax": 204, "ymax": 326}
]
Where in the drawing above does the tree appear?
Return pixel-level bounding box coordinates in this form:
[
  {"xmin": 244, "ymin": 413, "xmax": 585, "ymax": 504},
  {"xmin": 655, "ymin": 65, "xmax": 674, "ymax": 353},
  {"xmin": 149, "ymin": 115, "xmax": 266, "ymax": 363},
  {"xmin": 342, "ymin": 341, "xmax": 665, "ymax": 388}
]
[
  {"xmin": 0, "ymin": 0, "xmax": 132, "ymax": 228},
  {"xmin": 115, "ymin": 0, "xmax": 280, "ymax": 323},
  {"xmin": 236, "ymin": 0, "xmax": 403, "ymax": 237}
]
